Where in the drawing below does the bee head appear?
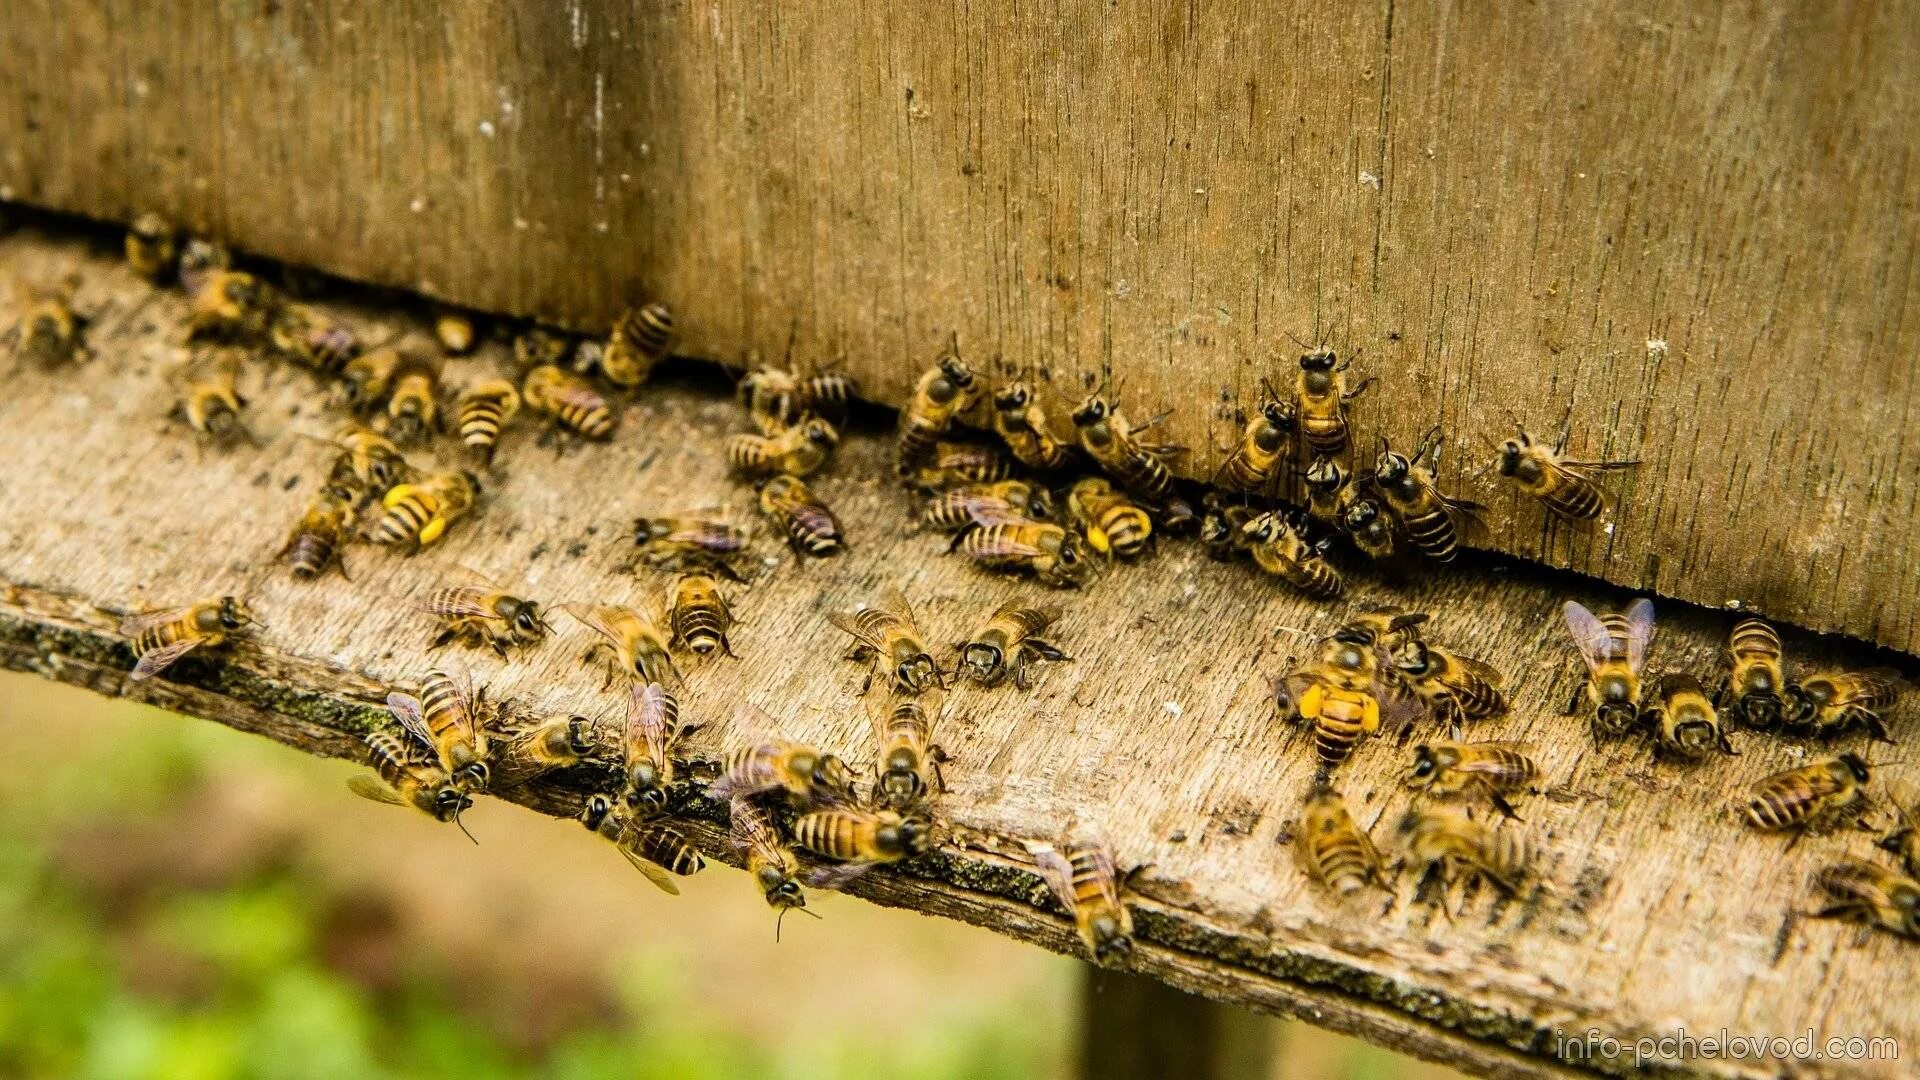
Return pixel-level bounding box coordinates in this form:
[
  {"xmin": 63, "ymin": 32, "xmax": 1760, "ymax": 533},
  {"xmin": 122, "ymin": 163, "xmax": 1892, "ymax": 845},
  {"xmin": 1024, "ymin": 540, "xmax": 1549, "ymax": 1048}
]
[
  {"xmin": 1409, "ymin": 745, "xmax": 1441, "ymax": 780},
  {"xmin": 813, "ymin": 753, "xmax": 856, "ymax": 797},
  {"xmin": 455, "ymin": 761, "xmax": 490, "ymax": 791},
  {"xmin": 962, "ymin": 643, "xmax": 1006, "ymax": 686},
  {"xmin": 563, "ymin": 715, "xmax": 597, "ymax": 755},
  {"xmin": 993, "ymin": 383, "xmax": 1030, "ymax": 412},
  {"xmin": 509, "ymin": 601, "xmax": 548, "ymax": 641},
  {"xmin": 1090, "ymin": 917, "xmax": 1133, "ymax": 963},
  {"xmin": 581, "ymin": 793, "xmax": 616, "ymax": 831},
  {"xmin": 1390, "ymin": 639, "xmax": 1430, "ymax": 676},
  {"xmin": 1241, "ymin": 514, "xmax": 1277, "ymax": 544},
  {"xmin": 460, "ymin": 470, "xmax": 484, "ymax": 498},
  {"xmin": 1498, "ymin": 434, "xmax": 1529, "ymax": 476},
  {"xmin": 883, "ymin": 815, "xmax": 934, "ymax": 858},
  {"xmin": 1593, "ymin": 702, "xmax": 1640, "ymax": 737},
  {"xmin": 216, "ymin": 596, "xmax": 258, "ymax": 631},
  {"xmin": 881, "ymin": 766, "xmax": 925, "ymax": 808},
  {"xmin": 1373, "ymin": 438, "xmax": 1410, "ymax": 485},
  {"xmin": 1299, "ymin": 349, "xmax": 1338, "ymax": 372},
  {"xmin": 937, "ymin": 355, "xmax": 975, "ymax": 389},
  {"xmin": 432, "ymin": 785, "xmax": 474, "ymax": 825},
  {"xmin": 1070, "ymin": 394, "xmax": 1109, "ymax": 428},
  {"xmin": 1304, "ymin": 456, "xmax": 1347, "ymax": 492},
  {"xmin": 1839, "ymin": 752, "xmax": 1872, "ymax": 784},
  {"xmin": 1259, "ymin": 397, "xmax": 1296, "ymax": 430}
]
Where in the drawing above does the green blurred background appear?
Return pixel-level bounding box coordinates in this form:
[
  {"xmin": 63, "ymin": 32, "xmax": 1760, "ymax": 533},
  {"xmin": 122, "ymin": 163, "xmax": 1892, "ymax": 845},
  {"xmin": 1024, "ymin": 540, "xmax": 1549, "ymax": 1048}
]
[{"xmin": 0, "ymin": 671, "xmax": 1462, "ymax": 1080}]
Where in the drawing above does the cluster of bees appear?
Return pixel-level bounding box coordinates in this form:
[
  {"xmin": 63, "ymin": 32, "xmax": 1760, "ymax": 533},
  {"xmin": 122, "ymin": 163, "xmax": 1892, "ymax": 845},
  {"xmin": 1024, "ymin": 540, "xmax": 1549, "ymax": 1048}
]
[
  {"xmin": 1281, "ymin": 599, "xmax": 1915, "ymax": 941},
  {"xmin": 18, "ymin": 212, "xmax": 1916, "ymax": 961}
]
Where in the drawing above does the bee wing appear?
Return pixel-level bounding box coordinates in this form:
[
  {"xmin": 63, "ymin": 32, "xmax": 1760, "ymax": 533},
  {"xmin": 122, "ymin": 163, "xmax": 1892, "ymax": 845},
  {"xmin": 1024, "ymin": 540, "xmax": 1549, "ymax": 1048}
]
[
  {"xmin": 1024, "ymin": 841, "xmax": 1079, "ymax": 912},
  {"xmin": 548, "ymin": 376, "xmax": 610, "ymax": 412},
  {"xmin": 1623, "ymin": 598, "xmax": 1655, "ymax": 674},
  {"xmin": 625, "ymin": 681, "xmax": 673, "ymax": 768},
  {"xmin": 877, "ymin": 584, "xmax": 920, "ymax": 628},
  {"xmin": 346, "ymin": 774, "xmax": 406, "ymax": 806},
  {"xmin": 415, "ymin": 584, "xmax": 496, "ymax": 618},
  {"xmin": 128, "ymin": 636, "xmax": 206, "ymax": 681},
  {"xmin": 1452, "ymin": 653, "xmax": 1507, "ymax": 688},
  {"xmin": 806, "ymin": 862, "xmax": 877, "ymax": 891},
  {"xmin": 825, "ymin": 609, "xmax": 884, "ymax": 649},
  {"xmin": 560, "ymin": 602, "xmax": 627, "ymax": 645},
  {"xmin": 117, "ymin": 605, "xmax": 197, "ymax": 637},
  {"xmin": 618, "ymin": 847, "xmax": 683, "ymax": 895},
  {"xmin": 1560, "ymin": 601, "xmax": 1615, "ymax": 676},
  {"xmin": 385, "ymin": 692, "xmax": 438, "ymax": 755},
  {"xmin": 969, "ymin": 532, "xmax": 1049, "ymax": 560}
]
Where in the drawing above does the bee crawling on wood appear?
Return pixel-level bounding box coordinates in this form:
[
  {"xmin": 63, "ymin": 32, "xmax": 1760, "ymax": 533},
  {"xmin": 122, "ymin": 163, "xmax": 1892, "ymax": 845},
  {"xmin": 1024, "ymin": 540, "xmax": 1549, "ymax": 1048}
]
[
  {"xmin": 522, "ymin": 363, "xmax": 616, "ymax": 440},
  {"xmin": 1879, "ymin": 797, "xmax": 1920, "ymax": 879},
  {"xmin": 952, "ymin": 520, "xmax": 1095, "ymax": 589},
  {"xmin": 726, "ymin": 415, "xmax": 842, "ymax": 479},
  {"xmin": 954, "ymin": 602, "xmax": 1069, "ymax": 689},
  {"xmin": 667, "ymin": 570, "xmax": 738, "ymax": 657},
  {"xmin": 416, "ymin": 571, "xmax": 552, "ymax": 658},
  {"xmin": 738, "ymin": 347, "xmax": 857, "ymax": 429},
  {"xmin": 328, "ymin": 423, "xmax": 412, "ymax": 500},
  {"xmin": 1388, "ymin": 638, "xmax": 1508, "ymax": 738},
  {"xmin": 1291, "ymin": 345, "xmax": 1372, "ymax": 457},
  {"xmin": 990, "ymin": 379, "xmax": 1077, "ymax": 473},
  {"xmin": 1372, "ymin": 429, "xmax": 1482, "ymax": 562},
  {"xmin": 582, "ymin": 793, "xmax": 705, "ymax": 894},
  {"xmin": 1785, "ymin": 668, "xmax": 1907, "ymax": 743},
  {"xmin": 280, "ymin": 489, "xmax": 358, "ymax": 581},
  {"xmin": 9, "ymin": 277, "xmax": 87, "ymax": 368},
  {"xmin": 383, "ymin": 355, "xmax": 443, "ymax": 446},
  {"xmin": 1806, "ymin": 861, "xmax": 1920, "ymax": 942},
  {"xmin": 907, "ymin": 441, "xmax": 1015, "ymax": 492},
  {"xmin": 711, "ymin": 708, "xmax": 858, "ymax": 808},
  {"xmin": 125, "ymin": 212, "xmax": 178, "ymax": 282},
  {"xmin": 1069, "ymin": 387, "xmax": 1186, "ymax": 503},
  {"xmin": 434, "ymin": 310, "xmax": 477, "ymax": 355},
  {"xmin": 483, "ymin": 712, "xmax": 598, "ymax": 791},
  {"xmin": 455, "ymin": 377, "xmax": 522, "ymax": 465},
  {"xmin": 1718, "ymin": 618, "xmax": 1789, "ymax": 732},
  {"xmin": 1641, "ymin": 673, "xmax": 1737, "ymax": 761},
  {"xmin": 189, "ymin": 267, "xmax": 280, "ymax": 344},
  {"xmin": 871, "ymin": 691, "xmax": 949, "ymax": 813},
  {"xmin": 794, "ymin": 805, "xmax": 935, "ymax": 889},
  {"xmin": 758, "ymin": 475, "xmax": 846, "ymax": 558},
  {"xmin": 1213, "ymin": 378, "xmax": 1295, "ymax": 497},
  {"xmin": 898, "ymin": 337, "xmax": 981, "ymax": 467},
  {"xmin": 1406, "ymin": 741, "xmax": 1539, "ymax": 821},
  {"xmin": 1293, "ymin": 784, "xmax": 1382, "ymax": 897},
  {"xmin": 621, "ymin": 681, "xmax": 696, "ymax": 813},
  {"xmin": 386, "ymin": 669, "xmax": 491, "ymax": 793},
  {"xmin": 1068, "ymin": 477, "xmax": 1154, "ymax": 563},
  {"xmin": 1740, "ymin": 753, "xmax": 1875, "ymax": 841},
  {"xmin": 1026, "ymin": 838, "xmax": 1140, "ymax": 965},
  {"xmin": 1302, "ymin": 455, "xmax": 1352, "ymax": 531},
  {"xmin": 828, "ymin": 586, "xmax": 944, "ymax": 694},
  {"xmin": 562, "ymin": 601, "xmax": 682, "ymax": 689},
  {"xmin": 1496, "ymin": 423, "xmax": 1638, "ymax": 522},
  {"xmin": 730, "ymin": 796, "xmax": 819, "ymax": 937},
  {"xmin": 1241, "ymin": 511, "xmax": 1343, "ymax": 600},
  {"xmin": 1393, "ymin": 806, "xmax": 1534, "ymax": 911},
  {"xmin": 347, "ymin": 732, "xmax": 475, "ymax": 840},
  {"xmin": 331, "ymin": 345, "xmax": 402, "ymax": 412},
  {"xmin": 119, "ymin": 596, "xmax": 262, "ymax": 682},
  {"xmin": 634, "ymin": 512, "xmax": 749, "ymax": 580},
  {"xmin": 369, "ymin": 470, "xmax": 480, "ymax": 551},
  {"xmin": 270, "ymin": 303, "xmax": 359, "ymax": 377},
  {"xmin": 1561, "ymin": 598, "xmax": 1655, "ymax": 740},
  {"xmin": 598, "ymin": 302, "xmax": 673, "ymax": 389},
  {"xmin": 169, "ymin": 347, "xmax": 256, "ymax": 447},
  {"xmin": 920, "ymin": 480, "xmax": 1051, "ymax": 534}
]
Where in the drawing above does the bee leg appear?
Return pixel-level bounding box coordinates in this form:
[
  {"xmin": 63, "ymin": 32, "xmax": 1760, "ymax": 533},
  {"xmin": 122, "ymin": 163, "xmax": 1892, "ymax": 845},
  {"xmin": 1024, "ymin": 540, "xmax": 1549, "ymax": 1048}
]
[
  {"xmin": 430, "ymin": 629, "xmax": 457, "ymax": 650},
  {"xmin": 1490, "ymin": 792, "xmax": 1524, "ymax": 823},
  {"xmin": 1865, "ymin": 713, "xmax": 1895, "ymax": 744},
  {"xmin": 1011, "ymin": 653, "xmax": 1031, "ymax": 691},
  {"xmin": 1341, "ymin": 376, "xmax": 1375, "ymax": 403},
  {"xmin": 1562, "ymin": 679, "xmax": 1587, "ymax": 717}
]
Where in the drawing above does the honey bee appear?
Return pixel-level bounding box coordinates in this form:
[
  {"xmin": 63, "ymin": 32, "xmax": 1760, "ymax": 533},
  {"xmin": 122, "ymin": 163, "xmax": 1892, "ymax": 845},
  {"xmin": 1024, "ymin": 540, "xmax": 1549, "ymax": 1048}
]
[
  {"xmin": 386, "ymin": 670, "xmax": 490, "ymax": 792},
  {"xmin": 522, "ymin": 363, "xmax": 616, "ymax": 439},
  {"xmin": 1561, "ymin": 598, "xmax": 1655, "ymax": 739},
  {"xmin": 189, "ymin": 270, "xmax": 279, "ymax": 343},
  {"xmin": 171, "ymin": 348, "xmax": 254, "ymax": 445},
  {"xmin": 758, "ymin": 475, "xmax": 846, "ymax": 557},
  {"xmin": 330, "ymin": 423, "xmax": 411, "ymax": 497},
  {"xmin": 1741, "ymin": 753, "xmax": 1873, "ymax": 837},
  {"xmin": 454, "ymin": 378, "xmax": 521, "ymax": 464},
  {"xmin": 907, "ymin": 441, "xmax": 1014, "ymax": 492},
  {"xmin": 484, "ymin": 713, "xmax": 597, "ymax": 790},
  {"xmin": 11, "ymin": 280, "xmax": 85, "ymax": 368},
  {"xmin": 125, "ymin": 212, "xmax": 177, "ymax": 282},
  {"xmin": 738, "ymin": 358, "xmax": 857, "ymax": 429},
  {"xmin": 581, "ymin": 794, "xmax": 705, "ymax": 894},
  {"xmin": 1337, "ymin": 497, "xmax": 1395, "ymax": 562},
  {"xmin": 1394, "ymin": 806, "xmax": 1532, "ymax": 899},
  {"xmin": 1240, "ymin": 512, "xmax": 1343, "ymax": 599},
  {"xmin": 434, "ymin": 310, "xmax": 477, "ymax": 354},
  {"xmin": 1879, "ymin": 799, "xmax": 1920, "ymax": 878},
  {"xmin": 175, "ymin": 238, "xmax": 231, "ymax": 298},
  {"xmin": 418, "ymin": 574, "xmax": 550, "ymax": 657},
  {"xmin": 370, "ymin": 470, "xmax": 480, "ymax": 550},
  {"xmin": 1026, "ymin": 839, "xmax": 1137, "ymax": 965},
  {"xmin": 1070, "ymin": 390, "xmax": 1184, "ymax": 502},
  {"xmin": 1388, "ymin": 639, "xmax": 1508, "ymax": 737},
  {"xmin": 1199, "ymin": 495, "xmax": 1254, "ymax": 562},
  {"xmin": 667, "ymin": 571, "xmax": 737, "ymax": 657},
  {"xmin": 794, "ymin": 806, "xmax": 934, "ymax": 887},
  {"xmin": 332, "ymin": 345, "xmax": 401, "ymax": 411},
  {"xmin": 563, "ymin": 601, "xmax": 682, "ymax": 688},
  {"xmin": 1786, "ymin": 669, "xmax": 1907, "ymax": 743},
  {"xmin": 955, "ymin": 603, "xmax": 1069, "ymax": 689},
  {"xmin": 622, "ymin": 681, "xmax": 693, "ymax": 812},
  {"xmin": 1496, "ymin": 426, "xmax": 1638, "ymax": 522},
  {"xmin": 1372, "ymin": 430, "xmax": 1481, "ymax": 562},
  {"xmin": 119, "ymin": 596, "xmax": 261, "ymax": 681},
  {"xmin": 1296, "ymin": 679, "xmax": 1381, "ymax": 779},
  {"xmin": 1407, "ymin": 741, "xmax": 1538, "ymax": 820},
  {"xmin": 1302, "ymin": 456, "xmax": 1352, "ymax": 530},
  {"xmin": 600, "ymin": 302, "xmax": 673, "ymax": 388},
  {"xmin": 828, "ymin": 587, "xmax": 943, "ymax": 694},
  {"xmin": 730, "ymin": 796, "xmax": 817, "ymax": 935},
  {"xmin": 347, "ymin": 732, "xmax": 475, "ymax": 839},
  {"xmin": 384, "ymin": 357, "xmax": 441, "ymax": 446},
  {"xmin": 280, "ymin": 490, "xmax": 357, "ymax": 580},
  {"xmin": 899, "ymin": 342, "xmax": 980, "ymax": 465},
  {"xmin": 953, "ymin": 520, "xmax": 1094, "ymax": 588},
  {"xmin": 1214, "ymin": 380, "xmax": 1295, "ymax": 496},
  {"xmin": 1279, "ymin": 631, "xmax": 1402, "ymax": 778},
  {"xmin": 991, "ymin": 381, "xmax": 1077, "ymax": 472},
  {"xmin": 921, "ymin": 480, "xmax": 1050, "ymax": 533},
  {"xmin": 871, "ymin": 692, "xmax": 949, "ymax": 812},
  {"xmin": 1335, "ymin": 608, "xmax": 1432, "ymax": 652},
  {"xmin": 1643, "ymin": 673, "xmax": 1736, "ymax": 761},
  {"xmin": 726, "ymin": 415, "xmax": 841, "ymax": 479},
  {"xmin": 269, "ymin": 303, "xmax": 358, "ymax": 376},
  {"xmin": 1293, "ymin": 785, "xmax": 1381, "ymax": 896},
  {"xmin": 1808, "ymin": 861, "xmax": 1920, "ymax": 941},
  {"xmin": 712, "ymin": 733, "xmax": 857, "ymax": 807},
  {"xmin": 1290, "ymin": 347, "xmax": 1372, "ymax": 456},
  {"xmin": 1720, "ymin": 618, "xmax": 1788, "ymax": 732},
  {"xmin": 513, "ymin": 326, "xmax": 573, "ymax": 369},
  {"xmin": 1068, "ymin": 477, "xmax": 1154, "ymax": 562},
  {"xmin": 634, "ymin": 513, "xmax": 749, "ymax": 578}
]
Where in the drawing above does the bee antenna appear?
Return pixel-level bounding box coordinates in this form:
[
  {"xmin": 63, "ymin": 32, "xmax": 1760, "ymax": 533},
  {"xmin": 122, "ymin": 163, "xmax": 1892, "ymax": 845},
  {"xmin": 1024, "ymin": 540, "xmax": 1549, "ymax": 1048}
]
[
  {"xmin": 453, "ymin": 805, "xmax": 478, "ymax": 845},
  {"xmin": 1284, "ymin": 329, "xmax": 1313, "ymax": 352}
]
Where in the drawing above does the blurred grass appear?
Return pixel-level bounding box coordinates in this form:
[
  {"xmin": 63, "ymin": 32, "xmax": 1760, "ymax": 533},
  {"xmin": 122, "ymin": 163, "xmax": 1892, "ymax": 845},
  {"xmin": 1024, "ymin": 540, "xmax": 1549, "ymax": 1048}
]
[{"xmin": 0, "ymin": 671, "xmax": 1462, "ymax": 1080}]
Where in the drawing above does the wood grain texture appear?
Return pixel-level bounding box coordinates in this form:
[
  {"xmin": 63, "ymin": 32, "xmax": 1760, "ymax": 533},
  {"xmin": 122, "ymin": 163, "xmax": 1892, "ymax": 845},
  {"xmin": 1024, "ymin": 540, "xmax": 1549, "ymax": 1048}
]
[
  {"xmin": 3, "ymin": 228, "xmax": 1917, "ymax": 1079},
  {"xmin": 2, "ymin": 2, "xmax": 1916, "ymax": 654}
]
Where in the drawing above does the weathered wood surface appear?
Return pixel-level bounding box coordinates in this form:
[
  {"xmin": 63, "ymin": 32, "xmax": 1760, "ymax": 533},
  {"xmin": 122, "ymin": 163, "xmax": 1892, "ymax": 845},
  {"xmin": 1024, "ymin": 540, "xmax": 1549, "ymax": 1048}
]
[
  {"xmin": 4, "ymin": 229, "xmax": 1917, "ymax": 1079},
  {"xmin": 4, "ymin": 2, "xmax": 1917, "ymax": 654}
]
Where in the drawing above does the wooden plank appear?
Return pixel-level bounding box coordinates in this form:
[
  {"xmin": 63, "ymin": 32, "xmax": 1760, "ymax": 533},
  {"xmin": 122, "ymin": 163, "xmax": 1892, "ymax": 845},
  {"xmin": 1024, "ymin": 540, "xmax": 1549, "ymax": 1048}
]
[
  {"xmin": 3, "ymin": 228, "xmax": 1917, "ymax": 1079},
  {"xmin": 2, "ymin": 3, "xmax": 1916, "ymax": 654}
]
